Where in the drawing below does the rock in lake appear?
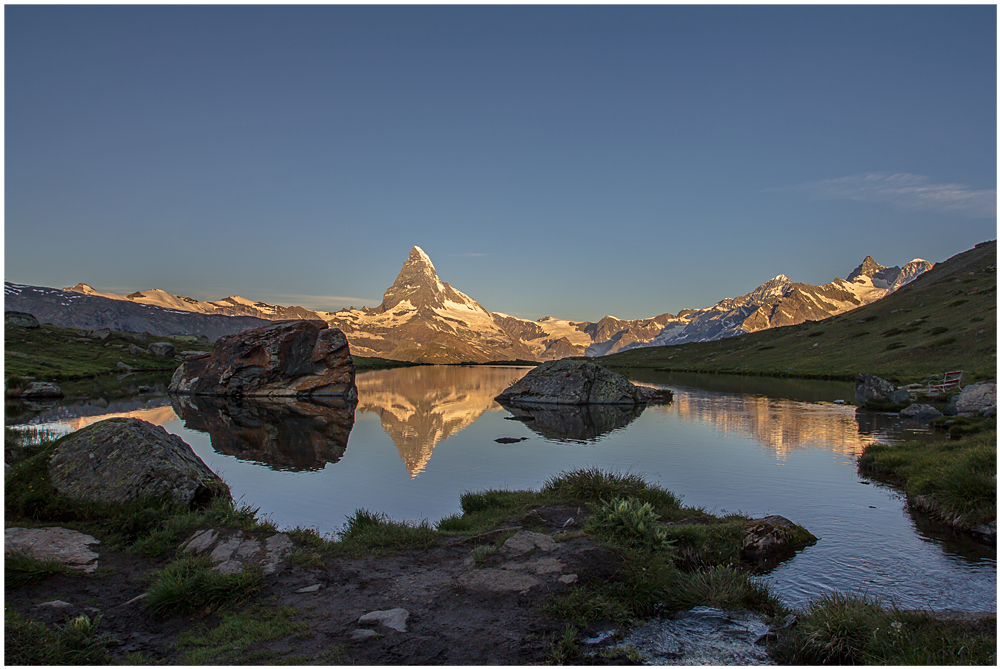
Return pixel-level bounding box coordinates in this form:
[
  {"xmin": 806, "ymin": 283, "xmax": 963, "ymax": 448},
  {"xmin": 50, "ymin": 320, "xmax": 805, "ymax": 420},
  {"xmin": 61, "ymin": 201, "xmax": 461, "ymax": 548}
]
[
  {"xmin": 741, "ymin": 515, "xmax": 817, "ymax": 562},
  {"xmin": 48, "ymin": 417, "xmax": 230, "ymax": 508},
  {"xmin": 495, "ymin": 358, "xmax": 663, "ymax": 405},
  {"xmin": 899, "ymin": 403, "xmax": 943, "ymax": 420},
  {"xmin": 5, "ymin": 310, "xmax": 40, "ymax": 328},
  {"xmin": 168, "ymin": 320, "xmax": 357, "ymax": 401},
  {"xmin": 855, "ymin": 373, "xmax": 910, "ymax": 406},
  {"xmin": 19, "ymin": 381, "xmax": 64, "ymax": 399}
]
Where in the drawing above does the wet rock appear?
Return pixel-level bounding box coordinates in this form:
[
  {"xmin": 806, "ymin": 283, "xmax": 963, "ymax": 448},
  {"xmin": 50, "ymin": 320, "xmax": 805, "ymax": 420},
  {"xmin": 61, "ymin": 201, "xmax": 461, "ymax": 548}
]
[
  {"xmin": 899, "ymin": 403, "xmax": 943, "ymax": 420},
  {"xmin": 5, "ymin": 527, "xmax": 100, "ymax": 573},
  {"xmin": 169, "ymin": 320, "xmax": 357, "ymax": 401},
  {"xmin": 181, "ymin": 528, "xmax": 292, "ymax": 575},
  {"xmin": 742, "ymin": 515, "xmax": 817, "ymax": 561},
  {"xmin": 495, "ymin": 358, "xmax": 652, "ymax": 405},
  {"xmin": 616, "ymin": 606, "xmax": 772, "ymax": 665},
  {"xmin": 970, "ymin": 520, "xmax": 996, "ymax": 545},
  {"xmin": 149, "ymin": 341, "xmax": 176, "ymax": 358},
  {"xmin": 48, "ymin": 417, "xmax": 230, "ymax": 508},
  {"xmin": 855, "ymin": 373, "xmax": 910, "ymax": 406},
  {"xmin": 6, "ymin": 310, "xmax": 40, "ymax": 328},
  {"xmin": 955, "ymin": 381, "xmax": 997, "ymax": 416},
  {"xmin": 20, "ymin": 381, "xmax": 64, "ymax": 399},
  {"xmin": 359, "ymin": 608, "xmax": 409, "ymax": 632}
]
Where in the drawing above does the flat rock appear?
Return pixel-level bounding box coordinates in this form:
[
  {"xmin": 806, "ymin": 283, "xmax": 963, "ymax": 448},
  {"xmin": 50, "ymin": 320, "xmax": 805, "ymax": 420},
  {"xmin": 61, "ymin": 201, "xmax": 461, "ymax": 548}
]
[
  {"xmin": 48, "ymin": 418, "xmax": 229, "ymax": 508},
  {"xmin": 899, "ymin": 403, "xmax": 943, "ymax": 420},
  {"xmin": 5, "ymin": 527, "xmax": 100, "ymax": 573},
  {"xmin": 359, "ymin": 608, "xmax": 409, "ymax": 632},
  {"xmin": 296, "ymin": 584, "xmax": 322, "ymax": 594},
  {"xmin": 183, "ymin": 528, "xmax": 293, "ymax": 575},
  {"xmin": 351, "ymin": 629, "xmax": 379, "ymax": 641},
  {"xmin": 500, "ymin": 530, "xmax": 558, "ymax": 555},
  {"xmin": 457, "ymin": 569, "xmax": 541, "ymax": 593}
]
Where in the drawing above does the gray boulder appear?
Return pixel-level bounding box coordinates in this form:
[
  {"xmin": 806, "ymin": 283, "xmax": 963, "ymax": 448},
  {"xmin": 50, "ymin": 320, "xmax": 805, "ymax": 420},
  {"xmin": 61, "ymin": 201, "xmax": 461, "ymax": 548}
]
[
  {"xmin": 5, "ymin": 527, "xmax": 100, "ymax": 573},
  {"xmin": 899, "ymin": 403, "xmax": 943, "ymax": 420},
  {"xmin": 855, "ymin": 373, "xmax": 910, "ymax": 406},
  {"xmin": 128, "ymin": 343, "xmax": 148, "ymax": 356},
  {"xmin": 955, "ymin": 381, "xmax": 997, "ymax": 416},
  {"xmin": 742, "ymin": 515, "xmax": 817, "ymax": 561},
  {"xmin": 495, "ymin": 359, "xmax": 650, "ymax": 405},
  {"xmin": 48, "ymin": 417, "xmax": 230, "ymax": 508},
  {"xmin": 20, "ymin": 381, "xmax": 64, "ymax": 399},
  {"xmin": 5, "ymin": 311, "xmax": 40, "ymax": 328},
  {"xmin": 149, "ymin": 341, "xmax": 176, "ymax": 358}
]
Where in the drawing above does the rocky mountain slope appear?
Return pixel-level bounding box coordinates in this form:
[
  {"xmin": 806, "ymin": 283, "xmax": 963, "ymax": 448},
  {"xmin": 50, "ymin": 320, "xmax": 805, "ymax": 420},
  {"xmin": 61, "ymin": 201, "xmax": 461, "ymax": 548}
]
[
  {"xmin": 13, "ymin": 248, "xmax": 933, "ymax": 363},
  {"xmin": 4, "ymin": 283, "xmax": 268, "ymax": 341}
]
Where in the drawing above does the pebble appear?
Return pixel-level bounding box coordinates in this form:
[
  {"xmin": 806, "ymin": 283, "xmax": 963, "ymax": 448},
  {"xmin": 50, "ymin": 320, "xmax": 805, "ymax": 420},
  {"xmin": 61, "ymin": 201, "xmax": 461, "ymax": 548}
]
[
  {"xmin": 359, "ymin": 608, "xmax": 409, "ymax": 632},
  {"xmin": 296, "ymin": 584, "xmax": 322, "ymax": 594}
]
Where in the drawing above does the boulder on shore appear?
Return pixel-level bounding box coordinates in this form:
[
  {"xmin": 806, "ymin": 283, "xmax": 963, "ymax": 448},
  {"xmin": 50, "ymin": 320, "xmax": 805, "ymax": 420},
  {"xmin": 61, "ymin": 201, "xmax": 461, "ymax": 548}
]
[
  {"xmin": 855, "ymin": 373, "xmax": 910, "ymax": 406},
  {"xmin": 495, "ymin": 358, "xmax": 669, "ymax": 405},
  {"xmin": 48, "ymin": 417, "xmax": 230, "ymax": 508},
  {"xmin": 954, "ymin": 381, "xmax": 997, "ymax": 416},
  {"xmin": 19, "ymin": 381, "xmax": 64, "ymax": 399},
  {"xmin": 899, "ymin": 403, "xmax": 943, "ymax": 420},
  {"xmin": 168, "ymin": 320, "xmax": 357, "ymax": 400},
  {"xmin": 149, "ymin": 341, "xmax": 176, "ymax": 358}
]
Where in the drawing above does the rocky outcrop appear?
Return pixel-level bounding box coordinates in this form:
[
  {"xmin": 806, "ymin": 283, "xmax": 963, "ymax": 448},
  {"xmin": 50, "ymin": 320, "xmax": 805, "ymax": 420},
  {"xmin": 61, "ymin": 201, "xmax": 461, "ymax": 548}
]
[
  {"xmin": 171, "ymin": 395, "xmax": 354, "ymax": 471},
  {"xmin": 168, "ymin": 320, "xmax": 357, "ymax": 401},
  {"xmin": 181, "ymin": 528, "xmax": 293, "ymax": 575},
  {"xmin": 954, "ymin": 381, "xmax": 996, "ymax": 416},
  {"xmin": 899, "ymin": 403, "xmax": 943, "ymax": 420},
  {"xmin": 855, "ymin": 373, "xmax": 910, "ymax": 406},
  {"xmin": 48, "ymin": 417, "xmax": 230, "ymax": 508},
  {"xmin": 495, "ymin": 359, "xmax": 652, "ymax": 405},
  {"xmin": 16, "ymin": 381, "xmax": 64, "ymax": 399},
  {"xmin": 149, "ymin": 341, "xmax": 176, "ymax": 358},
  {"xmin": 5, "ymin": 310, "xmax": 39, "ymax": 328}
]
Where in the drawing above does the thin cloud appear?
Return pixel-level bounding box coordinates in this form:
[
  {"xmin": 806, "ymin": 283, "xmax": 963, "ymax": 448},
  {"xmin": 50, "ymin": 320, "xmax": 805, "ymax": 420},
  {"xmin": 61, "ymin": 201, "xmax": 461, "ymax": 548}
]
[
  {"xmin": 267, "ymin": 293, "xmax": 377, "ymax": 310},
  {"xmin": 776, "ymin": 172, "xmax": 996, "ymax": 218}
]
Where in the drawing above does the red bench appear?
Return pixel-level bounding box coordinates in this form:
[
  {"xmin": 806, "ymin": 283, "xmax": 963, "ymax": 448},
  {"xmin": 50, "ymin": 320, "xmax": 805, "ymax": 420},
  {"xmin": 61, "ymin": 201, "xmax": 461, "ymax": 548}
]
[{"xmin": 929, "ymin": 370, "xmax": 963, "ymax": 391}]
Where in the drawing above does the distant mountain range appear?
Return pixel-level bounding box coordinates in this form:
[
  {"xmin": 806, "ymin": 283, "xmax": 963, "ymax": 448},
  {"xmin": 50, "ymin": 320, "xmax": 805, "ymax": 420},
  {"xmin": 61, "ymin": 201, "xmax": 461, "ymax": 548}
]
[{"xmin": 5, "ymin": 247, "xmax": 932, "ymax": 362}]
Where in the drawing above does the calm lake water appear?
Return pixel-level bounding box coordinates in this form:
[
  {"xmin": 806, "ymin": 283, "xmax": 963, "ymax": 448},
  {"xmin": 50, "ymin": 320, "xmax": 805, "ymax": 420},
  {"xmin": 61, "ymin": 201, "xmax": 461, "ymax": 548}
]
[{"xmin": 11, "ymin": 367, "xmax": 996, "ymax": 612}]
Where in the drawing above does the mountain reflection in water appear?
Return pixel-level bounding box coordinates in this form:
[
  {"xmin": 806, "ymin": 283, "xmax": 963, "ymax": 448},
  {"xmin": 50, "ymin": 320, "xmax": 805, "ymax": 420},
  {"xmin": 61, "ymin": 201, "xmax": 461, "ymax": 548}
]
[
  {"xmin": 355, "ymin": 366, "xmax": 531, "ymax": 476},
  {"xmin": 171, "ymin": 395, "xmax": 355, "ymax": 471},
  {"xmin": 499, "ymin": 401, "xmax": 645, "ymax": 442}
]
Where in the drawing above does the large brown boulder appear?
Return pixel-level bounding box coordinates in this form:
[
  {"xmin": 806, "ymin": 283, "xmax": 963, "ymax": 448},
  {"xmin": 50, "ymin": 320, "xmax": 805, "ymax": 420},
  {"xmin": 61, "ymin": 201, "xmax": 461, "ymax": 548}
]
[
  {"xmin": 48, "ymin": 418, "xmax": 229, "ymax": 508},
  {"xmin": 495, "ymin": 358, "xmax": 662, "ymax": 405},
  {"xmin": 168, "ymin": 320, "xmax": 357, "ymax": 401}
]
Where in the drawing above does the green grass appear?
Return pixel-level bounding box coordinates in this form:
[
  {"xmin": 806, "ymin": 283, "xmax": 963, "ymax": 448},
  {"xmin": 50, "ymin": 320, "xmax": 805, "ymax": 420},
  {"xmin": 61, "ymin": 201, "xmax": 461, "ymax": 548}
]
[
  {"xmin": 176, "ymin": 603, "xmax": 307, "ymax": 663},
  {"xmin": 4, "ymin": 609, "xmax": 112, "ymax": 665},
  {"xmin": 600, "ymin": 241, "xmax": 996, "ymax": 385},
  {"xmin": 858, "ymin": 430, "xmax": 996, "ymax": 528},
  {"xmin": 145, "ymin": 555, "xmax": 263, "ymax": 616},
  {"xmin": 5, "ymin": 322, "xmax": 209, "ymax": 382},
  {"xmin": 771, "ymin": 592, "xmax": 996, "ymax": 665},
  {"xmin": 5, "ymin": 549, "xmax": 77, "ymax": 587},
  {"xmin": 335, "ymin": 508, "xmax": 439, "ymax": 553}
]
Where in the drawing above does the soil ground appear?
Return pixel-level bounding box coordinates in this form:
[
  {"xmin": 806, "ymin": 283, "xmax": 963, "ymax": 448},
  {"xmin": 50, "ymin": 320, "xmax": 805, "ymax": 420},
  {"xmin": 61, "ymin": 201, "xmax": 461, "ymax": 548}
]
[{"xmin": 6, "ymin": 507, "xmax": 628, "ymax": 665}]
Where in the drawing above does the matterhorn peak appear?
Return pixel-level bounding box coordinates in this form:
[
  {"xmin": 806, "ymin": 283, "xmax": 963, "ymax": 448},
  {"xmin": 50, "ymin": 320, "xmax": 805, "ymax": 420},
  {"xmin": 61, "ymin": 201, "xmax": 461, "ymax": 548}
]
[{"xmin": 410, "ymin": 246, "xmax": 435, "ymax": 268}]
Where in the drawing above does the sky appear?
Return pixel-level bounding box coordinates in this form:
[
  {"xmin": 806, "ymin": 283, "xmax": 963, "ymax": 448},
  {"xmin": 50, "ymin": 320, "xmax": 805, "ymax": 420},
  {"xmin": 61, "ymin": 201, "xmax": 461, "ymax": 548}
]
[{"xmin": 5, "ymin": 5, "xmax": 997, "ymax": 321}]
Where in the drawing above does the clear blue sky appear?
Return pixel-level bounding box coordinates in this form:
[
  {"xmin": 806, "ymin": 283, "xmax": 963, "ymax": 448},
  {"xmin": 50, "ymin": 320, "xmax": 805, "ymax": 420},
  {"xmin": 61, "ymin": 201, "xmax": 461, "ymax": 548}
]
[{"xmin": 5, "ymin": 5, "xmax": 996, "ymax": 321}]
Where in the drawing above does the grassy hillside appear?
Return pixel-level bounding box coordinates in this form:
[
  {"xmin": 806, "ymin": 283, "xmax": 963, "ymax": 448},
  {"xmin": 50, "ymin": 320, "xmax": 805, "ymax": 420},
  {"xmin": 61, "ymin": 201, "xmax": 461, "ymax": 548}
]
[
  {"xmin": 4, "ymin": 324, "xmax": 210, "ymax": 381},
  {"xmin": 602, "ymin": 241, "xmax": 996, "ymax": 385}
]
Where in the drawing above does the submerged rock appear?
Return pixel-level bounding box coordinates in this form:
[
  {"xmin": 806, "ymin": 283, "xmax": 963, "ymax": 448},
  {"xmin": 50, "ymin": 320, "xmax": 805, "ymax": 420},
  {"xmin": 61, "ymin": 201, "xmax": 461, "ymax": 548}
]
[
  {"xmin": 855, "ymin": 373, "xmax": 910, "ymax": 406},
  {"xmin": 169, "ymin": 320, "xmax": 357, "ymax": 401},
  {"xmin": 615, "ymin": 607, "xmax": 773, "ymax": 665},
  {"xmin": 495, "ymin": 358, "xmax": 667, "ymax": 405},
  {"xmin": 48, "ymin": 417, "xmax": 230, "ymax": 508}
]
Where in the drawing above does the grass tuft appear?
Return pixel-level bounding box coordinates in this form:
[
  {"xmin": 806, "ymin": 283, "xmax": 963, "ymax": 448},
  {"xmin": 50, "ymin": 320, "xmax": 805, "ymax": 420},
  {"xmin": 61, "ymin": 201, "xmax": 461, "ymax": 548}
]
[
  {"xmin": 336, "ymin": 508, "xmax": 438, "ymax": 552},
  {"xmin": 5, "ymin": 549, "xmax": 76, "ymax": 587},
  {"xmin": 4, "ymin": 609, "xmax": 111, "ymax": 665},
  {"xmin": 585, "ymin": 496, "xmax": 673, "ymax": 552},
  {"xmin": 145, "ymin": 555, "xmax": 263, "ymax": 616}
]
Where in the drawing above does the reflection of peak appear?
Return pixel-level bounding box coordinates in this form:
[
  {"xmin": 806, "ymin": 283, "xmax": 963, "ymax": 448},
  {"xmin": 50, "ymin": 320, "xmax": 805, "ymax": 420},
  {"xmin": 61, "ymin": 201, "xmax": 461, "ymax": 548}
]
[{"xmin": 355, "ymin": 366, "xmax": 528, "ymax": 477}]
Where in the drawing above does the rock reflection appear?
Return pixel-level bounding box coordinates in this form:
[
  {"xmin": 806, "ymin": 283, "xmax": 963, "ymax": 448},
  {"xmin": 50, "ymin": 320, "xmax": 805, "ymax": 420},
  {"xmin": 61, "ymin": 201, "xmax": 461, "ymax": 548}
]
[
  {"xmin": 172, "ymin": 395, "xmax": 355, "ymax": 471},
  {"xmin": 356, "ymin": 366, "xmax": 530, "ymax": 477},
  {"xmin": 498, "ymin": 402, "xmax": 645, "ymax": 443}
]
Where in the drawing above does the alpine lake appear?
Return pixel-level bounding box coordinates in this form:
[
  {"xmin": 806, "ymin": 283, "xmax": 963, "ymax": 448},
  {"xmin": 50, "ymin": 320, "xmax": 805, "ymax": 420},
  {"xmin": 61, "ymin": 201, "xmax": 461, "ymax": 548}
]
[{"xmin": 9, "ymin": 365, "xmax": 996, "ymax": 614}]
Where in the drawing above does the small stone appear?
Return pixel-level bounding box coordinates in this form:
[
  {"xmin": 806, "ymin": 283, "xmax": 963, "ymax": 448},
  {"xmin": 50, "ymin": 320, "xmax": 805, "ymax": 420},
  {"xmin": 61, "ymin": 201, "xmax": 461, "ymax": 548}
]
[
  {"xmin": 296, "ymin": 584, "xmax": 322, "ymax": 594},
  {"xmin": 35, "ymin": 600, "xmax": 73, "ymax": 610},
  {"xmin": 558, "ymin": 574, "xmax": 579, "ymax": 584},
  {"xmin": 500, "ymin": 530, "xmax": 558, "ymax": 555},
  {"xmin": 182, "ymin": 529, "xmax": 219, "ymax": 554},
  {"xmin": 351, "ymin": 629, "xmax": 379, "ymax": 641},
  {"xmin": 359, "ymin": 608, "xmax": 409, "ymax": 632}
]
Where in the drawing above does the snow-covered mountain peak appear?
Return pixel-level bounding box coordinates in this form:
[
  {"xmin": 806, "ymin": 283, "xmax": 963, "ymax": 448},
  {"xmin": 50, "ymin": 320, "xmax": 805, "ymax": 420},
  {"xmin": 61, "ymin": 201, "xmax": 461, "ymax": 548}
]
[
  {"xmin": 848, "ymin": 256, "xmax": 888, "ymax": 282},
  {"xmin": 410, "ymin": 246, "xmax": 435, "ymax": 270}
]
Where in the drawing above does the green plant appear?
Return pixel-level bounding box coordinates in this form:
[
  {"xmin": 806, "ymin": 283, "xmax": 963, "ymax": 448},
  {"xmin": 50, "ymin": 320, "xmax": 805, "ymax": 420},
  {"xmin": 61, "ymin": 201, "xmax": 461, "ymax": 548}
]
[
  {"xmin": 585, "ymin": 496, "xmax": 673, "ymax": 552},
  {"xmin": 177, "ymin": 604, "xmax": 306, "ymax": 664},
  {"xmin": 468, "ymin": 544, "xmax": 499, "ymax": 567},
  {"xmin": 5, "ymin": 549, "xmax": 75, "ymax": 586},
  {"xmin": 145, "ymin": 555, "xmax": 263, "ymax": 616},
  {"xmin": 4, "ymin": 609, "xmax": 111, "ymax": 665},
  {"xmin": 336, "ymin": 508, "xmax": 438, "ymax": 552}
]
